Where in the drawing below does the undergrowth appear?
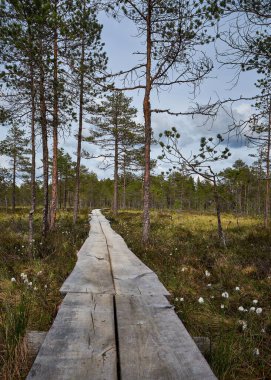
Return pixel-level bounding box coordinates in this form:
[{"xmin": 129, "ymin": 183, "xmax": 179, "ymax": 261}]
[
  {"xmin": 106, "ymin": 210, "xmax": 271, "ymax": 380},
  {"xmin": 0, "ymin": 208, "xmax": 89, "ymax": 380}
]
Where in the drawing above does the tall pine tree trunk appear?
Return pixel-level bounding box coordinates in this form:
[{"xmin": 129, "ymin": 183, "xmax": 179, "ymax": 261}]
[
  {"xmin": 50, "ymin": 11, "xmax": 59, "ymax": 230},
  {"xmin": 142, "ymin": 1, "xmax": 152, "ymax": 244},
  {"xmin": 39, "ymin": 56, "xmax": 49, "ymax": 237},
  {"xmin": 264, "ymin": 99, "xmax": 271, "ymax": 228},
  {"xmin": 113, "ymin": 126, "xmax": 118, "ymax": 215},
  {"xmin": 29, "ymin": 59, "xmax": 36, "ymax": 246},
  {"xmin": 12, "ymin": 154, "xmax": 16, "ymax": 212},
  {"xmin": 73, "ymin": 35, "xmax": 85, "ymax": 224}
]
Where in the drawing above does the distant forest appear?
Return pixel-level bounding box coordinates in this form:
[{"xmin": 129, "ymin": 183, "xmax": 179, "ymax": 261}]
[{"xmin": 0, "ymin": 153, "xmax": 267, "ymax": 217}]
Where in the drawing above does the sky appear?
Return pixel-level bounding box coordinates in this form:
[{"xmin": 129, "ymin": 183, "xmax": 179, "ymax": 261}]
[{"xmin": 0, "ymin": 10, "xmax": 260, "ymax": 179}]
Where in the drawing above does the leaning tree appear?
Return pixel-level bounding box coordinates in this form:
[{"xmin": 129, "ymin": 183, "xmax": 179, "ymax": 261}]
[{"xmin": 107, "ymin": 0, "xmax": 225, "ymax": 243}]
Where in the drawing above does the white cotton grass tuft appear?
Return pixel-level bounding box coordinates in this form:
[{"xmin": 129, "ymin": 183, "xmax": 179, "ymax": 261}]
[
  {"xmin": 238, "ymin": 320, "xmax": 247, "ymax": 331},
  {"xmin": 249, "ymin": 307, "xmax": 256, "ymax": 312},
  {"xmin": 207, "ymin": 283, "xmax": 212, "ymax": 287},
  {"xmin": 222, "ymin": 291, "xmax": 229, "ymax": 298},
  {"xmin": 235, "ymin": 286, "xmax": 240, "ymax": 291},
  {"xmin": 238, "ymin": 306, "xmax": 245, "ymax": 312},
  {"xmin": 252, "ymin": 299, "xmax": 258, "ymax": 305},
  {"xmin": 205, "ymin": 270, "xmax": 211, "ymax": 277},
  {"xmin": 198, "ymin": 297, "xmax": 204, "ymax": 304},
  {"xmin": 11, "ymin": 277, "xmax": 16, "ymax": 282},
  {"xmin": 20, "ymin": 273, "xmax": 27, "ymax": 280},
  {"xmin": 256, "ymin": 307, "xmax": 262, "ymax": 314},
  {"xmin": 253, "ymin": 348, "xmax": 260, "ymax": 356},
  {"xmin": 221, "ymin": 304, "xmax": 225, "ymax": 309}
]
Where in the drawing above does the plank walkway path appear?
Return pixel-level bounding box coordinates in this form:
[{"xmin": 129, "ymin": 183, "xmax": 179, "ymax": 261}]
[{"xmin": 27, "ymin": 209, "xmax": 217, "ymax": 380}]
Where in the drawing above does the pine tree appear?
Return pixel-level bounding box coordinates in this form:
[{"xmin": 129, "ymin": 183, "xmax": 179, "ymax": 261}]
[
  {"xmin": 64, "ymin": 0, "xmax": 107, "ymax": 223},
  {"xmin": 0, "ymin": 124, "xmax": 30, "ymax": 211},
  {"xmin": 85, "ymin": 92, "xmax": 143, "ymax": 214},
  {"xmin": 110, "ymin": 0, "xmax": 224, "ymax": 242}
]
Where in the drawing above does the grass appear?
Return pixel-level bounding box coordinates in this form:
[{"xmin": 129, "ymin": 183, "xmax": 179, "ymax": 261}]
[
  {"xmin": 0, "ymin": 208, "xmax": 89, "ymax": 380},
  {"xmin": 105, "ymin": 210, "xmax": 271, "ymax": 380}
]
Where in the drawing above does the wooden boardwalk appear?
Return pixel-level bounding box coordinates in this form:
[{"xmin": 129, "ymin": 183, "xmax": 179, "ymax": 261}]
[{"xmin": 27, "ymin": 209, "xmax": 217, "ymax": 380}]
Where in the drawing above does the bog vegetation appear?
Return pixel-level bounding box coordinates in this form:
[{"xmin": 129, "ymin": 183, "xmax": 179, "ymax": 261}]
[{"xmin": 0, "ymin": 0, "xmax": 270, "ymax": 379}]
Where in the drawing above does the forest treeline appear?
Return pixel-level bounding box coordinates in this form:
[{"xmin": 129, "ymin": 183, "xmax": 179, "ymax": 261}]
[
  {"xmin": 0, "ymin": 153, "xmax": 268, "ymax": 218},
  {"xmin": 0, "ymin": 0, "xmax": 270, "ymax": 246}
]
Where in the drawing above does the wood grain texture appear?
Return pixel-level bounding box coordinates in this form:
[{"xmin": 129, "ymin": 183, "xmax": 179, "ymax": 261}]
[
  {"xmin": 60, "ymin": 210, "xmax": 115, "ymax": 295},
  {"xmin": 115, "ymin": 295, "xmax": 217, "ymax": 380},
  {"xmin": 97, "ymin": 211, "xmax": 169, "ymax": 296},
  {"xmin": 27, "ymin": 293, "xmax": 117, "ymax": 380}
]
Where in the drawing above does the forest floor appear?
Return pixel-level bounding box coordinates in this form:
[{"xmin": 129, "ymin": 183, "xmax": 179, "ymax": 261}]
[
  {"xmin": 0, "ymin": 208, "xmax": 89, "ymax": 380},
  {"xmin": 105, "ymin": 210, "xmax": 271, "ymax": 380}
]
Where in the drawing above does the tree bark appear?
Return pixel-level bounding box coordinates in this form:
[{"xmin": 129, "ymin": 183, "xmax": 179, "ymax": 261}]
[
  {"xmin": 264, "ymin": 99, "xmax": 271, "ymax": 228},
  {"xmin": 142, "ymin": 0, "xmax": 152, "ymax": 244},
  {"xmin": 213, "ymin": 179, "xmax": 226, "ymax": 248},
  {"xmin": 39, "ymin": 49, "xmax": 49, "ymax": 237},
  {"xmin": 73, "ymin": 21, "xmax": 85, "ymax": 224},
  {"xmin": 12, "ymin": 153, "xmax": 16, "ymax": 212},
  {"xmin": 29, "ymin": 57, "xmax": 36, "ymax": 246},
  {"xmin": 123, "ymin": 152, "xmax": 126, "ymax": 209},
  {"xmin": 113, "ymin": 125, "xmax": 118, "ymax": 215},
  {"xmin": 50, "ymin": 6, "xmax": 59, "ymax": 230}
]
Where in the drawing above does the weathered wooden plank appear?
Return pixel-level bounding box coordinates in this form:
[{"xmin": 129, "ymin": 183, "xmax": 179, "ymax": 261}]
[
  {"xmin": 27, "ymin": 293, "xmax": 117, "ymax": 380},
  {"xmin": 26, "ymin": 331, "xmax": 47, "ymax": 361},
  {"xmin": 116, "ymin": 295, "xmax": 217, "ymax": 380},
  {"xmin": 60, "ymin": 211, "xmax": 115, "ymax": 295},
  {"xmin": 97, "ymin": 211, "xmax": 169, "ymax": 296}
]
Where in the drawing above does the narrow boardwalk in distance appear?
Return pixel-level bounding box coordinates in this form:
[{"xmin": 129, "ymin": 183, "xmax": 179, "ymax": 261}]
[{"xmin": 27, "ymin": 209, "xmax": 217, "ymax": 380}]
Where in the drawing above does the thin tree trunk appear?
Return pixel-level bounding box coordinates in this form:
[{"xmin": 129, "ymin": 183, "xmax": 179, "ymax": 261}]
[
  {"xmin": 142, "ymin": 0, "xmax": 152, "ymax": 244},
  {"xmin": 123, "ymin": 152, "xmax": 126, "ymax": 209},
  {"xmin": 113, "ymin": 126, "xmax": 118, "ymax": 215},
  {"xmin": 39, "ymin": 51, "xmax": 49, "ymax": 236},
  {"xmin": 12, "ymin": 154, "xmax": 16, "ymax": 212},
  {"xmin": 264, "ymin": 99, "xmax": 271, "ymax": 228},
  {"xmin": 29, "ymin": 57, "xmax": 36, "ymax": 246},
  {"xmin": 73, "ymin": 28, "xmax": 85, "ymax": 224},
  {"xmin": 64, "ymin": 173, "xmax": 67, "ymax": 210},
  {"xmin": 213, "ymin": 179, "xmax": 226, "ymax": 247},
  {"xmin": 50, "ymin": 9, "xmax": 59, "ymax": 230},
  {"xmin": 59, "ymin": 174, "xmax": 62, "ymax": 209}
]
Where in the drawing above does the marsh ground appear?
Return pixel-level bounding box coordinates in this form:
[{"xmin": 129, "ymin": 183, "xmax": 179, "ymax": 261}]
[
  {"xmin": 0, "ymin": 208, "xmax": 89, "ymax": 379},
  {"xmin": 1, "ymin": 208, "xmax": 271, "ymax": 379},
  {"xmin": 106, "ymin": 210, "xmax": 271, "ymax": 380}
]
